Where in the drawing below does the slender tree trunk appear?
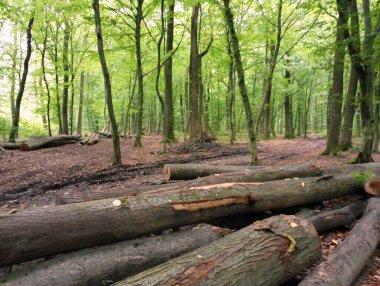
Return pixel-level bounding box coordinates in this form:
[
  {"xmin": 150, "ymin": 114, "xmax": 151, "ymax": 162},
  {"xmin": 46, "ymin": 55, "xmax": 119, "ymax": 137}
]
[
  {"xmin": 93, "ymin": 0, "xmax": 122, "ymax": 166},
  {"xmin": 223, "ymin": 0, "xmax": 258, "ymax": 164},
  {"xmin": 61, "ymin": 20, "xmax": 70, "ymax": 135},
  {"xmin": 164, "ymin": 0, "xmax": 175, "ymax": 143},
  {"xmin": 134, "ymin": 0, "xmax": 144, "ymax": 147},
  {"xmin": 189, "ymin": 4, "xmax": 201, "ymax": 139},
  {"xmin": 373, "ymin": 74, "xmax": 380, "ymax": 152},
  {"xmin": 76, "ymin": 71, "xmax": 85, "ymax": 135},
  {"xmin": 284, "ymin": 57, "xmax": 294, "ymax": 139},
  {"xmin": 54, "ymin": 23, "xmax": 62, "ymax": 134},
  {"xmin": 323, "ymin": 9, "xmax": 345, "ymax": 155},
  {"xmin": 340, "ymin": 67, "xmax": 358, "ymax": 150},
  {"xmin": 69, "ymin": 30, "xmax": 75, "ymax": 135},
  {"xmin": 9, "ymin": 26, "xmax": 17, "ymax": 121},
  {"xmin": 9, "ymin": 17, "xmax": 34, "ymax": 142},
  {"xmin": 227, "ymin": 35, "xmax": 236, "ymax": 144}
]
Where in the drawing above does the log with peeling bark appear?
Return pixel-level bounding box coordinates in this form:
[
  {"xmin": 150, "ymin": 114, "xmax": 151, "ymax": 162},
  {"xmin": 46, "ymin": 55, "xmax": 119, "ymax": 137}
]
[
  {"xmin": 163, "ymin": 163, "xmax": 267, "ymax": 180},
  {"xmin": 19, "ymin": 135, "xmax": 81, "ymax": 151},
  {"xmin": 0, "ymin": 172, "xmax": 369, "ymax": 266},
  {"xmin": 114, "ymin": 215, "xmax": 321, "ymax": 286},
  {"xmin": 0, "ymin": 224, "xmax": 229, "ymax": 286},
  {"xmin": 307, "ymin": 200, "xmax": 367, "ymax": 233},
  {"xmin": 299, "ymin": 197, "xmax": 380, "ymax": 286},
  {"xmin": 56, "ymin": 163, "xmax": 321, "ymax": 205}
]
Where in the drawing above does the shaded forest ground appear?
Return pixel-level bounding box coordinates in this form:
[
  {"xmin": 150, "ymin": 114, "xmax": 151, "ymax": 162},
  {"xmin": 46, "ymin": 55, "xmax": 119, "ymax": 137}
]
[{"xmin": 0, "ymin": 134, "xmax": 379, "ymax": 285}]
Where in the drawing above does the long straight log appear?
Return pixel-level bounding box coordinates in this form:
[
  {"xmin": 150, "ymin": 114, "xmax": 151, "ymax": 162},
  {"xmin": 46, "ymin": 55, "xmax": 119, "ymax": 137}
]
[
  {"xmin": 300, "ymin": 197, "xmax": 380, "ymax": 286},
  {"xmin": 56, "ymin": 163, "xmax": 321, "ymax": 204},
  {"xmin": 19, "ymin": 135, "xmax": 81, "ymax": 151},
  {"xmin": 0, "ymin": 142, "xmax": 23, "ymax": 150},
  {"xmin": 0, "ymin": 172, "xmax": 368, "ymax": 266},
  {"xmin": 323, "ymin": 162, "xmax": 380, "ymax": 175},
  {"xmin": 114, "ymin": 215, "xmax": 321, "ymax": 286},
  {"xmin": 0, "ymin": 224, "xmax": 229, "ymax": 286},
  {"xmin": 163, "ymin": 163, "xmax": 266, "ymax": 180},
  {"xmin": 307, "ymin": 200, "xmax": 367, "ymax": 233}
]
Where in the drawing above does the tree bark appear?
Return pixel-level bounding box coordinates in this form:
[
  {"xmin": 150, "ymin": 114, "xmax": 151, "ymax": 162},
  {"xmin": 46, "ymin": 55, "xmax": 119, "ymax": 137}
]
[
  {"xmin": 93, "ymin": 0, "xmax": 121, "ymax": 165},
  {"xmin": 300, "ymin": 197, "xmax": 380, "ymax": 286},
  {"xmin": 323, "ymin": 7, "xmax": 345, "ymax": 155},
  {"xmin": 8, "ymin": 17, "xmax": 34, "ymax": 142},
  {"xmin": 0, "ymin": 224, "xmax": 229, "ymax": 286},
  {"xmin": 0, "ymin": 172, "xmax": 370, "ymax": 267},
  {"xmin": 114, "ymin": 215, "xmax": 321, "ymax": 286},
  {"xmin": 284, "ymin": 57, "xmax": 294, "ymax": 139},
  {"xmin": 163, "ymin": 162, "xmax": 319, "ymax": 181},
  {"xmin": 223, "ymin": 0, "xmax": 258, "ymax": 164},
  {"xmin": 76, "ymin": 71, "xmax": 85, "ymax": 135},
  {"xmin": 340, "ymin": 67, "xmax": 358, "ymax": 150}
]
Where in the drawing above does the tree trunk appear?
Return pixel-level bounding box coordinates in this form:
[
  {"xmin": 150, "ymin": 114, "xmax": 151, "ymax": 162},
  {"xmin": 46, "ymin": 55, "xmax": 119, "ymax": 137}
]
[
  {"xmin": 323, "ymin": 9, "xmax": 345, "ymax": 155},
  {"xmin": 115, "ymin": 215, "xmax": 321, "ymax": 286},
  {"xmin": 163, "ymin": 162, "xmax": 319, "ymax": 181},
  {"xmin": 284, "ymin": 57, "xmax": 294, "ymax": 139},
  {"xmin": 18, "ymin": 135, "xmax": 81, "ymax": 151},
  {"xmin": 0, "ymin": 224, "xmax": 229, "ymax": 286},
  {"xmin": 0, "ymin": 172, "xmax": 370, "ymax": 267},
  {"xmin": 134, "ymin": 0, "xmax": 144, "ymax": 147},
  {"xmin": 54, "ymin": 22, "xmax": 63, "ymax": 134},
  {"xmin": 300, "ymin": 197, "xmax": 380, "ymax": 286},
  {"xmin": 189, "ymin": 4, "xmax": 201, "ymax": 139},
  {"xmin": 76, "ymin": 71, "xmax": 85, "ymax": 135},
  {"xmin": 340, "ymin": 67, "xmax": 358, "ymax": 150},
  {"xmin": 164, "ymin": 0, "xmax": 175, "ymax": 143},
  {"xmin": 93, "ymin": 0, "xmax": 122, "ymax": 166},
  {"xmin": 8, "ymin": 17, "xmax": 34, "ymax": 142},
  {"xmin": 307, "ymin": 200, "xmax": 367, "ymax": 233},
  {"xmin": 223, "ymin": 0, "xmax": 258, "ymax": 164},
  {"xmin": 61, "ymin": 20, "xmax": 70, "ymax": 135},
  {"xmin": 9, "ymin": 25, "xmax": 18, "ymax": 121}
]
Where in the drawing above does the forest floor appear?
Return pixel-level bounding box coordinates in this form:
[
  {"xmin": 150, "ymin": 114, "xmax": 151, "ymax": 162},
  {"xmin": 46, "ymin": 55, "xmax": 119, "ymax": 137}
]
[{"xmin": 0, "ymin": 134, "xmax": 379, "ymax": 284}]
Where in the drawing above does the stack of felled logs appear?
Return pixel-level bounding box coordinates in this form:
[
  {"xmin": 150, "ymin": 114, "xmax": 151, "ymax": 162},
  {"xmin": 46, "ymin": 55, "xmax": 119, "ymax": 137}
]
[{"xmin": 1, "ymin": 162, "xmax": 380, "ymax": 286}]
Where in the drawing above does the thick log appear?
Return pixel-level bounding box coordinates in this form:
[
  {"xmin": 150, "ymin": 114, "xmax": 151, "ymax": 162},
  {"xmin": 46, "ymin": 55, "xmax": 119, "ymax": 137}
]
[
  {"xmin": 0, "ymin": 142, "xmax": 23, "ymax": 150},
  {"xmin": 56, "ymin": 163, "xmax": 321, "ymax": 204},
  {"xmin": 322, "ymin": 162, "xmax": 380, "ymax": 175},
  {"xmin": 0, "ymin": 173, "xmax": 368, "ymax": 266},
  {"xmin": 307, "ymin": 200, "xmax": 367, "ymax": 233},
  {"xmin": 163, "ymin": 163, "xmax": 266, "ymax": 180},
  {"xmin": 114, "ymin": 215, "xmax": 321, "ymax": 286},
  {"xmin": 0, "ymin": 224, "xmax": 229, "ymax": 286},
  {"xmin": 300, "ymin": 197, "xmax": 380, "ymax": 286},
  {"xmin": 364, "ymin": 178, "xmax": 380, "ymax": 195},
  {"xmin": 19, "ymin": 135, "xmax": 81, "ymax": 151}
]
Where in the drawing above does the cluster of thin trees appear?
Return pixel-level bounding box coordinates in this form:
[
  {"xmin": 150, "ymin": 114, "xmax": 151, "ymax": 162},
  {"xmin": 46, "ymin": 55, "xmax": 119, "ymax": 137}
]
[{"xmin": 1, "ymin": 0, "xmax": 379, "ymax": 165}]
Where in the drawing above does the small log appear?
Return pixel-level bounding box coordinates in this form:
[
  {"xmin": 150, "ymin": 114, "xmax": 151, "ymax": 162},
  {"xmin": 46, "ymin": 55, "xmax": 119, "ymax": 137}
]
[
  {"xmin": 163, "ymin": 163, "xmax": 266, "ymax": 180},
  {"xmin": 56, "ymin": 163, "xmax": 320, "ymax": 204},
  {"xmin": 0, "ymin": 173, "xmax": 368, "ymax": 266},
  {"xmin": 0, "ymin": 224, "xmax": 229, "ymax": 286},
  {"xmin": 364, "ymin": 178, "xmax": 380, "ymax": 195},
  {"xmin": 300, "ymin": 197, "xmax": 380, "ymax": 286},
  {"xmin": 307, "ymin": 200, "xmax": 367, "ymax": 233},
  {"xmin": 114, "ymin": 215, "xmax": 321, "ymax": 286},
  {"xmin": 20, "ymin": 135, "xmax": 81, "ymax": 151}
]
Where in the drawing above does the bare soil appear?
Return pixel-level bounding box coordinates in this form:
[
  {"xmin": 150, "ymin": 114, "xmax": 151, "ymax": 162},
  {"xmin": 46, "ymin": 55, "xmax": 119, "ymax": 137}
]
[{"xmin": 0, "ymin": 134, "xmax": 379, "ymax": 285}]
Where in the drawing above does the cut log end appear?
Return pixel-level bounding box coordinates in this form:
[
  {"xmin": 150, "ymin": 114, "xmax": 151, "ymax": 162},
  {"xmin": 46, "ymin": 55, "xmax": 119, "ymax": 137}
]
[
  {"xmin": 365, "ymin": 178, "xmax": 380, "ymax": 196},
  {"xmin": 19, "ymin": 143, "xmax": 30, "ymax": 151},
  {"xmin": 163, "ymin": 164, "xmax": 171, "ymax": 181}
]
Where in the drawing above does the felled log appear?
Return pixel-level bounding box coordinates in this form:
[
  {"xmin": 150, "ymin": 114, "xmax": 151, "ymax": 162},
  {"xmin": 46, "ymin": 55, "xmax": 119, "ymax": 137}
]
[
  {"xmin": 19, "ymin": 135, "xmax": 81, "ymax": 151},
  {"xmin": 0, "ymin": 142, "xmax": 23, "ymax": 150},
  {"xmin": 163, "ymin": 163, "xmax": 266, "ymax": 180},
  {"xmin": 307, "ymin": 200, "xmax": 367, "ymax": 233},
  {"xmin": 0, "ymin": 173, "xmax": 368, "ymax": 266},
  {"xmin": 323, "ymin": 162, "xmax": 380, "ymax": 175},
  {"xmin": 114, "ymin": 215, "xmax": 321, "ymax": 286},
  {"xmin": 80, "ymin": 135, "xmax": 100, "ymax": 146},
  {"xmin": 0, "ymin": 224, "xmax": 229, "ymax": 286},
  {"xmin": 364, "ymin": 178, "xmax": 380, "ymax": 195},
  {"xmin": 299, "ymin": 197, "xmax": 380, "ymax": 286},
  {"xmin": 55, "ymin": 163, "xmax": 320, "ymax": 205}
]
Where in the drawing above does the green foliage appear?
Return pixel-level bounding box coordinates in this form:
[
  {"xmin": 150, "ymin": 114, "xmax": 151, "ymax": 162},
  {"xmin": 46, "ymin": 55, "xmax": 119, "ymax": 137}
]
[{"xmin": 350, "ymin": 171, "xmax": 375, "ymax": 184}]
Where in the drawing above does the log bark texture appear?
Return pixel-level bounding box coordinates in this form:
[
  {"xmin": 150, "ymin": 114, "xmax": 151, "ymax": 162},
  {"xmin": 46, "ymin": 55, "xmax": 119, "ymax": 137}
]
[
  {"xmin": 163, "ymin": 163, "xmax": 266, "ymax": 180},
  {"xmin": 0, "ymin": 173, "xmax": 367, "ymax": 266},
  {"xmin": 114, "ymin": 215, "xmax": 321, "ymax": 286},
  {"xmin": 19, "ymin": 135, "xmax": 81, "ymax": 151},
  {"xmin": 300, "ymin": 197, "xmax": 380, "ymax": 286},
  {"xmin": 322, "ymin": 162, "xmax": 380, "ymax": 175},
  {"xmin": 0, "ymin": 224, "xmax": 229, "ymax": 286},
  {"xmin": 307, "ymin": 200, "xmax": 367, "ymax": 233},
  {"xmin": 56, "ymin": 163, "xmax": 320, "ymax": 204}
]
